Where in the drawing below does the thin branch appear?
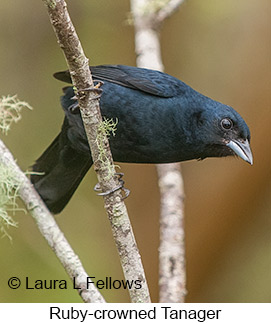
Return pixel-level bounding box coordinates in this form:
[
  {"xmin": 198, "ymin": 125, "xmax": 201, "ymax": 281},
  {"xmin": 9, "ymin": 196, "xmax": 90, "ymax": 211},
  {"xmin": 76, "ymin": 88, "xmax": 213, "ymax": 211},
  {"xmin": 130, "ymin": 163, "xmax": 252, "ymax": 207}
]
[
  {"xmin": 42, "ymin": 0, "xmax": 150, "ymax": 303},
  {"xmin": 130, "ymin": 0, "xmax": 186, "ymax": 302},
  {"xmin": 0, "ymin": 140, "xmax": 105, "ymax": 303},
  {"xmin": 156, "ymin": 0, "xmax": 186, "ymax": 23},
  {"xmin": 157, "ymin": 164, "xmax": 186, "ymax": 302}
]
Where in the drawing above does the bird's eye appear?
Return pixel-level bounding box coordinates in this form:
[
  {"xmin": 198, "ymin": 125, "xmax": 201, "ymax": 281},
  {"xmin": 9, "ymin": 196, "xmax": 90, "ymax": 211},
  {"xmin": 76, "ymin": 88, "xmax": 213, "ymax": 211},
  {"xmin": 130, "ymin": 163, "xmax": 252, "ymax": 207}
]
[{"xmin": 220, "ymin": 118, "xmax": 233, "ymax": 130}]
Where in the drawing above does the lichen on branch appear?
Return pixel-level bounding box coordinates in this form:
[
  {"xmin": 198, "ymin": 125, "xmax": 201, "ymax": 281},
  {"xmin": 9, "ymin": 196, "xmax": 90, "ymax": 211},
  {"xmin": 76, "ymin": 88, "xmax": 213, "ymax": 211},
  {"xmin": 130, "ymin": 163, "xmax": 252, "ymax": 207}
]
[
  {"xmin": 0, "ymin": 165, "xmax": 22, "ymax": 239},
  {"xmin": 0, "ymin": 95, "xmax": 32, "ymax": 239},
  {"xmin": 96, "ymin": 117, "xmax": 118, "ymax": 178},
  {"xmin": 0, "ymin": 95, "xmax": 32, "ymax": 134}
]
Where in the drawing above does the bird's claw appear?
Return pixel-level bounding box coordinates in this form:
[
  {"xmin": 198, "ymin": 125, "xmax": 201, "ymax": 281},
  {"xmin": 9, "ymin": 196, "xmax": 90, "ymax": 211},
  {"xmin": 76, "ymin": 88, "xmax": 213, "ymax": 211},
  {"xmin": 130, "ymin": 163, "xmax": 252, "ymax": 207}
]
[
  {"xmin": 68, "ymin": 102, "xmax": 80, "ymax": 114},
  {"xmin": 69, "ymin": 81, "xmax": 104, "ymax": 114},
  {"xmin": 94, "ymin": 173, "xmax": 130, "ymax": 200},
  {"xmin": 77, "ymin": 80, "xmax": 104, "ymax": 100}
]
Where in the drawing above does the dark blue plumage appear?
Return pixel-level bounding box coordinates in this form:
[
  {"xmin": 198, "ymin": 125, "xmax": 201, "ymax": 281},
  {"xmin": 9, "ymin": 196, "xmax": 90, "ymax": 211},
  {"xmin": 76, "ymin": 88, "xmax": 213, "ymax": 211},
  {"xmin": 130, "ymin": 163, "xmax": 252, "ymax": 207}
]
[{"xmin": 31, "ymin": 65, "xmax": 252, "ymax": 213}]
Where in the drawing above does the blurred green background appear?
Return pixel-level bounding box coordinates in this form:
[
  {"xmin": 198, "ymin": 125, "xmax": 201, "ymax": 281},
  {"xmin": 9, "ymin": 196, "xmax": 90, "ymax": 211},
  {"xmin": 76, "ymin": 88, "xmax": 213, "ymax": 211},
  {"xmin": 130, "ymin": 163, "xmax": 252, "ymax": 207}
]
[{"xmin": 0, "ymin": 0, "xmax": 270, "ymax": 303}]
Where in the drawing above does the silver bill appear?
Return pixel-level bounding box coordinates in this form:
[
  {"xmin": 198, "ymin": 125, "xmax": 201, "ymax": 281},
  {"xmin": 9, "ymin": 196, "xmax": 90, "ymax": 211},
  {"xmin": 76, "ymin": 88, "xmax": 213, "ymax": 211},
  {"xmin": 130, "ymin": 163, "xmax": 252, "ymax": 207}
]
[{"xmin": 226, "ymin": 139, "xmax": 253, "ymax": 165}]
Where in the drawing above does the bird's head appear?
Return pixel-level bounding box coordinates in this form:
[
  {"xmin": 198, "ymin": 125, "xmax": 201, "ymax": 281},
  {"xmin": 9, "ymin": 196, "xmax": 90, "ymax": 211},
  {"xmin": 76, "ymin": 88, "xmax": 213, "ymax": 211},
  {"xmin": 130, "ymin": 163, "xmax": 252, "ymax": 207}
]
[{"xmin": 191, "ymin": 99, "xmax": 253, "ymax": 165}]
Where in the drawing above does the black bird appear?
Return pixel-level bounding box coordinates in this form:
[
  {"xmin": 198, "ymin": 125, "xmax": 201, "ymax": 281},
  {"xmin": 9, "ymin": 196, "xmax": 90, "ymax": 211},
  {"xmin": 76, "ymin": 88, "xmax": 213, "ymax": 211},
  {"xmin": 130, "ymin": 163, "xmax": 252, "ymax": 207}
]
[{"xmin": 31, "ymin": 65, "xmax": 253, "ymax": 213}]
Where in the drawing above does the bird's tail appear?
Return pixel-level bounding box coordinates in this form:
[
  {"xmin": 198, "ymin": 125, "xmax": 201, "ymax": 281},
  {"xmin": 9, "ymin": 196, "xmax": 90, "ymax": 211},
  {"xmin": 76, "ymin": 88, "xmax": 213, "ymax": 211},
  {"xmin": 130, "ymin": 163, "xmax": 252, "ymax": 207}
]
[{"xmin": 31, "ymin": 119, "xmax": 92, "ymax": 214}]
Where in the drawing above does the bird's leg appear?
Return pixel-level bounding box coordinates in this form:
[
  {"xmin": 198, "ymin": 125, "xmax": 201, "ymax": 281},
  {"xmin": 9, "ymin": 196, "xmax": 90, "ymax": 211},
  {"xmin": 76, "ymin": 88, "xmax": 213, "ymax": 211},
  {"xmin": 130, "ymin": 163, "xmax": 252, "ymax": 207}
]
[
  {"xmin": 69, "ymin": 81, "xmax": 104, "ymax": 114},
  {"xmin": 94, "ymin": 172, "xmax": 130, "ymax": 200}
]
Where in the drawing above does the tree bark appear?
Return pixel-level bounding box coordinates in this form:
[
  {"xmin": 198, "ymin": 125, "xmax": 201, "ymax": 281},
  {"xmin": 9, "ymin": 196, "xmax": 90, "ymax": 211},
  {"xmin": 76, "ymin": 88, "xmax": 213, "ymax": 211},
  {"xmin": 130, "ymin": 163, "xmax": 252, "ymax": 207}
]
[
  {"xmin": 0, "ymin": 140, "xmax": 105, "ymax": 303},
  {"xmin": 130, "ymin": 0, "xmax": 187, "ymax": 302},
  {"xmin": 42, "ymin": 0, "xmax": 150, "ymax": 303}
]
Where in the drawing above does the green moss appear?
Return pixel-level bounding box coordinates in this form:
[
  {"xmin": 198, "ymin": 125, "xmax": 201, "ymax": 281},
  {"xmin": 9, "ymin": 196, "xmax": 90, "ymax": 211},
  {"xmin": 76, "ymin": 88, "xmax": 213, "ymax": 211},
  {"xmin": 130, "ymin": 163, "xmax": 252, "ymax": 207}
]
[
  {"xmin": 44, "ymin": 0, "xmax": 57, "ymax": 10},
  {"xmin": 0, "ymin": 166, "xmax": 24, "ymax": 240},
  {"xmin": 96, "ymin": 117, "xmax": 118, "ymax": 179},
  {"xmin": 0, "ymin": 95, "xmax": 32, "ymax": 134},
  {"xmin": 0, "ymin": 94, "xmax": 31, "ymax": 238}
]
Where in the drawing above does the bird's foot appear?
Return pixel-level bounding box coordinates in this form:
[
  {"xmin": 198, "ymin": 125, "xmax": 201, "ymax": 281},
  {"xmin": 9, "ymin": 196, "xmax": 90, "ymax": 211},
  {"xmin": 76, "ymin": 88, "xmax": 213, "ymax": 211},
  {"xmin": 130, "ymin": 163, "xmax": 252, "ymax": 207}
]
[
  {"xmin": 78, "ymin": 80, "xmax": 104, "ymax": 99},
  {"xmin": 94, "ymin": 173, "xmax": 130, "ymax": 200},
  {"xmin": 69, "ymin": 81, "xmax": 104, "ymax": 114},
  {"xmin": 68, "ymin": 101, "xmax": 80, "ymax": 114}
]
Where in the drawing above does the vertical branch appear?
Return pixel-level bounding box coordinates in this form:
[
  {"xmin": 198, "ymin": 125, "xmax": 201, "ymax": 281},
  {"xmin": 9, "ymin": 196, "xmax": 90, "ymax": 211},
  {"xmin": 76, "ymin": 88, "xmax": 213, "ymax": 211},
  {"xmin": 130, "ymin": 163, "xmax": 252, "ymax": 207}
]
[
  {"xmin": 157, "ymin": 164, "xmax": 186, "ymax": 302},
  {"xmin": 42, "ymin": 0, "xmax": 150, "ymax": 303},
  {"xmin": 130, "ymin": 0, "xmax": 187, "ymax": 302}
]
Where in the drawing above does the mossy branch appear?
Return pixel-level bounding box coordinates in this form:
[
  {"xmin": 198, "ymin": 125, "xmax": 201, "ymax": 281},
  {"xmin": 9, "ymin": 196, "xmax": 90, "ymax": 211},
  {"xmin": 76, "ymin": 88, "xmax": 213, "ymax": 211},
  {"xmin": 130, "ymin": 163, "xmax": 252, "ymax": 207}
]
[
  {"xmin": 0, "ymin": 166, "xmax": 20, "ymax": 240},
  {"xmin": 0, "ymin": 95, "xmax": 31, "ymax": 239},
  {"xmin": 0, "ymin": 93, "xmax": 105, "ymax": 302},
  {"xmin": 0, "ymin": 95, "xmax": 32, "ymax": 134},
  {"xmin": 96, "ymin": 118, "xmax": 118, "ymax": 179},
  {"xmin": 42, "ymin": 0, "xmax": 151, "ymax": 302},
  {"xmin": 0, "ymin": 138, "xmax": 106, "ymax": 302}
]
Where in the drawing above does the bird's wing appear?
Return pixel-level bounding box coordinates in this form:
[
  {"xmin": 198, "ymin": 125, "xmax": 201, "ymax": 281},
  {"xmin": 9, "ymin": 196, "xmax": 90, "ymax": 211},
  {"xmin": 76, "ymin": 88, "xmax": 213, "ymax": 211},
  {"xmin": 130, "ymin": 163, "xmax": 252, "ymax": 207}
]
[{"xmin": 54, "ymin": 64, "xmax": 186, "ymax": 98}]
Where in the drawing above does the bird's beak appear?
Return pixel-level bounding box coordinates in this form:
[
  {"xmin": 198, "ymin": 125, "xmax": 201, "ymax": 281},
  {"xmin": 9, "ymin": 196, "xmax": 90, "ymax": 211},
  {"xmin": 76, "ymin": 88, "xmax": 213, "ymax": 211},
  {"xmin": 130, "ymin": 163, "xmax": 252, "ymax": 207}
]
[{"xmin": 226, "ymin": 139, "xmax": 253, "ymax": 165}]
